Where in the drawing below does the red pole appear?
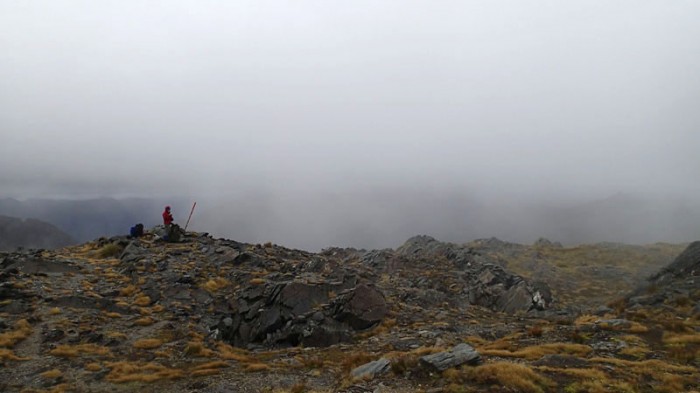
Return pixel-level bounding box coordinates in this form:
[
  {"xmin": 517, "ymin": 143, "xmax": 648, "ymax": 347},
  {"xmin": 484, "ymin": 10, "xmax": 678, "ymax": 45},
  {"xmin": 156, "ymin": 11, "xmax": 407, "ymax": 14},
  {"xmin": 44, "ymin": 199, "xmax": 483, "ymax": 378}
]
[{"xmin": 184, "ymin": 202, "xmax": 197, "ymax": 232}]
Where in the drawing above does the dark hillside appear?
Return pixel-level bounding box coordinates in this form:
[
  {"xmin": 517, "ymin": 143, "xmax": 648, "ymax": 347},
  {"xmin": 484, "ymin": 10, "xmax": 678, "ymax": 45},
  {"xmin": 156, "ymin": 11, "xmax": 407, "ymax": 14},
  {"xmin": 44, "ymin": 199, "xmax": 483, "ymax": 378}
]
[{"xmin": 0, "ymin": 215, "xmax": 75, "ymax": 251}]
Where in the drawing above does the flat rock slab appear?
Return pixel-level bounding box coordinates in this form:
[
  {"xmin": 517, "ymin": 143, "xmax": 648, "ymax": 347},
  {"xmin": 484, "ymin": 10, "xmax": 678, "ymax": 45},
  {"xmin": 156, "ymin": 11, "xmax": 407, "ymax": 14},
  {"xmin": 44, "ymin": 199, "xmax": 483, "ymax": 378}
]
[
  {"xmin": 351, "ymin": 358, "xmax": 391, "ymax": 379},
  {"xmin": 420, "ymin": 343, "xmax": 481, "ymax": 371}
]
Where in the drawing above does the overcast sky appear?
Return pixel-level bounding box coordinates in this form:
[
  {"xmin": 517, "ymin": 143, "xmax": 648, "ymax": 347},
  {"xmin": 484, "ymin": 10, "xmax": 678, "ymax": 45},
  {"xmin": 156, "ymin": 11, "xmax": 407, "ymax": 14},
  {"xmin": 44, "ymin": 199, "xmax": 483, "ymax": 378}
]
[{"xmin": 1, "ymin": 1, "xmax": 700, "ymax": 247}]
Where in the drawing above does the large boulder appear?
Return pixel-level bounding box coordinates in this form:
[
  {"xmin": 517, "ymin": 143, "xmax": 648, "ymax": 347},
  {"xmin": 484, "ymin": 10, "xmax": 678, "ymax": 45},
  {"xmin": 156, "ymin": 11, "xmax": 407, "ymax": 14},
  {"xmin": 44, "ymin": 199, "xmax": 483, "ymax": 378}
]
[
  {"xmin": 217, "ymin": 276, "xmax": 387, "ymax": 348},
  {"xmin": 420, "ymin": 343, "xmax": 481, "ymax": 371}
]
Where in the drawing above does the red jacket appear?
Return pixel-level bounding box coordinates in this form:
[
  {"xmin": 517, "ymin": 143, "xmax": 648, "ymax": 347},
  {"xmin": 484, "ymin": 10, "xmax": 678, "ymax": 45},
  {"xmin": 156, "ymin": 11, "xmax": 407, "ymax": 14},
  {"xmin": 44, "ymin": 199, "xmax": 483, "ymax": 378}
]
[{"xmin": 163, "ymin": 210, "xmax": 173, "ymax": 225}]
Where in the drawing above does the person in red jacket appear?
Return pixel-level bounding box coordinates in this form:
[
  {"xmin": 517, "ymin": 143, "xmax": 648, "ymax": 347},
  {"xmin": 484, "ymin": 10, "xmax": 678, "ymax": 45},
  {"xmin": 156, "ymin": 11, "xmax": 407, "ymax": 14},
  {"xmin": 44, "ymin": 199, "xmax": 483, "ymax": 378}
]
[{"xmin": 162, "ymin": 206, "xmax": 174, "ymax": 226}]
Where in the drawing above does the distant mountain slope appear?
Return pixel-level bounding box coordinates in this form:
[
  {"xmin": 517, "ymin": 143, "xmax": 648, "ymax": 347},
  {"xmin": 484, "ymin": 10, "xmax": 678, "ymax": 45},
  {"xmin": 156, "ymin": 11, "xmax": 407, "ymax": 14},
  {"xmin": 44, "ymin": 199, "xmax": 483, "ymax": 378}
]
[
  {"xmin": 0, "ymin": 215, "xmax": 75, "ymax": 251},
  {"xmin": 0, "ymin": 197, "xmax": 188, "ymax": 242}
]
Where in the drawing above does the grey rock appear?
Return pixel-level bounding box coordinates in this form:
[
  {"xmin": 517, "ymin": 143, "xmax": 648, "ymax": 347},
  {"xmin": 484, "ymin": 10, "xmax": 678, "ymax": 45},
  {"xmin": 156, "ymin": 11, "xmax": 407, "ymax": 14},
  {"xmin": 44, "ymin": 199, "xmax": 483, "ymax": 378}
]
[
  {"xmin": 220, "ymin": 278, "xmax": 387, "ymax": 348},
  {"xmin": 419, "ymin": 343, "xmax": 481, "ymax": 371},
  {"xmin": 595, "ymin": 306, "xmax": 614, "ymax": 315},
  {"xmin": 333, "ymin": 284, "xmax": 388, "ymax": 330},
  {"xmin": 533, "ymin": 238, "xmax": 563, "ymax": 248},
  {"xmin": 120, "ymin": 241, "xmax": 146, "ymax": 263},
  {"xmin": 351, "ymin": 358, "xmax": 390, "ymax": 379}
]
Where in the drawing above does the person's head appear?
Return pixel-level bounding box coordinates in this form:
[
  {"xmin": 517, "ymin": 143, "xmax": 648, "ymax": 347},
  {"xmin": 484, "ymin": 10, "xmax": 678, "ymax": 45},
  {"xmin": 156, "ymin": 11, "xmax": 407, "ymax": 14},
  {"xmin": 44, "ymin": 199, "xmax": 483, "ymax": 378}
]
[{"xmin": 165, "ymin": 206, "xmax": 171, "ymax": 212}]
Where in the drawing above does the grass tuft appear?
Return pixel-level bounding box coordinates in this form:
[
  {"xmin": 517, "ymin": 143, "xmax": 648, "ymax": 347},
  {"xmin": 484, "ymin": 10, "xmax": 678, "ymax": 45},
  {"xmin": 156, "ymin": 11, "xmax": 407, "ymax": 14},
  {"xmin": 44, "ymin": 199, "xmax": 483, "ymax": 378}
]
[
  {"xmin": 105, "ymin": 361, "xmax": 184, "ymax": 383},
  {"xmin": 133, "ymin": 339, "xmax": 163, "ymax": 349},
  {"xmin": 0, "ymin": 319, "xmax": 32, "ymax": 347},
  {"xmin": 245, "ymin": 363, "xmax": 270, "ymax": 372},
  {"xmin": 40, "ymin": 369, "xmax": 63, "ymax": 379},
  {"xmin": 98, "ymin": 243, "xmax": 122, "ymax": 258},
  {"xmin": 202, "ymin": 277, "xmax": 230, "ymax": 293},
  {"xmin": 464, "ymin": 362, "xmax": 555, "ymax": 393},
  {"xmin": 134, "ymin": 317, "xmax": 155, "ymax": 326},
  {"xmin": 480, "ymin": 343, "xmax": 591, "ymax": 360}
]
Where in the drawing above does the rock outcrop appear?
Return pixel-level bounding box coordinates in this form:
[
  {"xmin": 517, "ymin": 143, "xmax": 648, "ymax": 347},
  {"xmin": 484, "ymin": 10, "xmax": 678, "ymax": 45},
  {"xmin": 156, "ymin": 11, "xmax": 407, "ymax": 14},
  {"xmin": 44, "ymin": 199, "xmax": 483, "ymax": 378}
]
[
  {"xmin": 627, "ymin": 241, "xmax": 700, "ymax": 307},
  {"xmin": 217, "ymin": 277, "xmax": 387, "ymax": 348},
  {"xmin": 374, "ymin": 235, "xmax": 552, "ymax": 313}
]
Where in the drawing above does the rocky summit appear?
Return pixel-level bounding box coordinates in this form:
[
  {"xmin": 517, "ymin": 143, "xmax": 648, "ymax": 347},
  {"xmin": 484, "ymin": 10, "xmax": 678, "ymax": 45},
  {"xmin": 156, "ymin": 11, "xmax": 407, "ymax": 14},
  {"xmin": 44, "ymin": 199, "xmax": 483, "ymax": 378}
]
[{"xmin": 0, "ymin": 231, "xmax": 698, "ymax": 392}]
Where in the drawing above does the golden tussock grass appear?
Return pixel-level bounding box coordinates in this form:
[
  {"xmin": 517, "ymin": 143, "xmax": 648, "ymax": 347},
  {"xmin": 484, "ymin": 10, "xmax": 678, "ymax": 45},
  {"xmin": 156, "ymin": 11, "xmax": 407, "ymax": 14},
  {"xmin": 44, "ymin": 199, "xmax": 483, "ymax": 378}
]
[
  {"xmin": 574, "ymin": 314, "xmax": 599, "ymax": 326},
  {"xmin": 245, "ymin": 363, "xmax": 270, "ymax": 372},
  {"xmin": 664, "ymin": 333, "xmax": 700, "ymax": 345},
  {"xmin": 589, "ymin": 357, "xmax": 696, "ymax": 373},
  {"xmin": 20, "ymin": 383, "xmax": 71, "ymax": 393},
  {"xmin": 618, "ymin": 346, "xmax": 650, "ymax": 360},
  {"xmin": 411, "ymin": 346, "xmax": 446, "ymax": 356},
  {"xmin": 104, "ymin": 312, "xmax": 122, "ymax": 318},
  {"xmin": 184, "ymin": 341, "xmax": 215, "ymax": 357},
  {"xmin": 480, "ymin": 343, "xmax": 591, "ymax": 360},
  {"xmin": 666, "ymin": 343, "xmax": 699, "ymax": 364},
  {"xmin": 249, "ymin": 278, "xmax": 266, "ymax": 285},
  {"xmin": 387, "ymin": 353, "xmax": 419, "ymax": 375},
  {"xmin": 626, "ymin": 322, "xmax": 649, "ymax": 333},
  {"xmin": 463, "ymin": 362, "xmax": 555, "ymax": 393},
  {"xmin": 138, "ymin": 307, "xmax": 152, "ymax": 316},
  {"xmin": 119, "ymin": 285, "xmax": 138, "ymax": 297},
  {"xmin": 464, "ymin": 335, "xmax": 488, "ymax": 346},
  {"xmin": 534, "ymin": 366, "xmax": 606, "ymax": 380},
  {"xmin": 565, "ymin": 380, "xmax": 635, "ymax": 393},
  {"xmin": 85, "ymin": 363, "xmax": 102, "ymax": 372},
  {"xmin": 289, "ymin": 382, "xmax": 307, "ymax": 393},
  {"xmin": 479, "ymin": 334, "xmax": 522, "ymax": 351},
  {"xmin": 151, "ymin": 304, "xmax": 165, "ymax": 313},
  {"xmin": 296, "ymin": 355, "xmax": 324, "ymax": 369},
  {"xmin": 12, "ymin": 280, "xmax": 28, "ymax": 289},
  {"xmin": 49, "ymin": 307, "xmax": 61, "ymax": 315},
  {"xmin": 192, "ymin": 360, "xmax": 229, "ymax": 370},
  {"xmin": 105, "ymin": 361, "xmax": 184, "ymax": 383},
  {"xmin": 340, "ymin": 352, "xmax": 377, "ymax": 373},
  {"xmin": 97, "ymin": 243, "xmax": 122, "ymax": 258},
  {"xmin": 49, "ymin": 344, "xmax": 112, "ymax": 358},
  {"xmin": 0, "ymin": 319, "xmax": 32, "ymax": 347},
  {"xmin": 442, "ymin": 368, "xmax": 461, "ymax": 381},
  {"xmin": 216, "ymin": 342, "xmax": 251, "ymax": 362},
  {"xmin": 528, "ymin": 324, "xmax": 544, "ymax": 337},
  {"xmin": 0, "ymin": 348, "xmax": 29, "ymax": 361},
  {"xmin": 190, "ymin": 360, "xmax": 229, "ymax": 375},
  {"xmin": 202, "ymin": 277, "xmax": 230, "ymax": 293},
  {"xmin": 154, "ymin": 349, "xmax": 172, "ymax": 358},
  {"xmin": 106, "ymin": 331, "xmax": 127, "ymax": 340},
  {"xmin": 133, "ymin": 296, "xmax": 151, "ymax": 306},
  {"xmin": 133, "ymin": 338, "xmax": 163, "ymax": 349},
  {"xmin": 655, "ymin": 372, "xmax": 698, "ymax": 393},
  {"xmin": 134, "ymin": 317, "xmax": 155, "ymax": 326},
  {"xmin": 40, "ymin": 369, "xmax": 62, "ymax": 379},
  {"xmin": 190, "ymin": 368, "xmax": 221, "ymax": 377}
]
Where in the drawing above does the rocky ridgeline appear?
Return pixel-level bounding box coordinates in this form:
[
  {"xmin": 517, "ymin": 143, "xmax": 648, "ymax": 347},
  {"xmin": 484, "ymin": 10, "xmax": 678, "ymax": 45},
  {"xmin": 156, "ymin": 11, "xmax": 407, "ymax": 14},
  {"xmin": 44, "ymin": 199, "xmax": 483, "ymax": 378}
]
[{"xmin": 0, "ymin": 233, "xmax": 552, "ymax": 352}]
